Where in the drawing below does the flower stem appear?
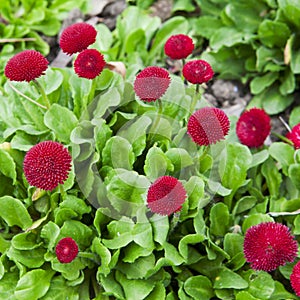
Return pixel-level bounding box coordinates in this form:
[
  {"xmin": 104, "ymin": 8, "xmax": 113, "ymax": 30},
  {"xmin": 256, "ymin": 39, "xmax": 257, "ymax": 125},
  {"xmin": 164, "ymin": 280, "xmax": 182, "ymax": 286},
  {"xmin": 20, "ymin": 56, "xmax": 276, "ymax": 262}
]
[
  {"xmin": 32, "ymin": 79, "xmax": 51, "ymax": 109},
  {"xmin": 8, "ymin": 81, "xmax": 47, "ymax": 109},
  {"xmin": 271, "ymin": 131, "xmax": 294, "ymax": 145},
  {"xmin": 78, "ymin": 252, "xmax": 101, "ymax": 264},
  {"xmin": 189, "ymin": 83, "xmax": 200, "ymax": 114},
  {"xmin": 169, "ymin": 211, "xmax": 181, "ymax": 234}
]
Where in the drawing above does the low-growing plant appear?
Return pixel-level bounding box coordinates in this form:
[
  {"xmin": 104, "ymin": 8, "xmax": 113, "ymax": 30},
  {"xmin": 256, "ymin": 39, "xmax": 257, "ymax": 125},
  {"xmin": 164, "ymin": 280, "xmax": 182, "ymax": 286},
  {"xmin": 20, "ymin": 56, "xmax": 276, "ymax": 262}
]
[{"xmin": 1, "ymin": 4, "xmax": 300, "ymax": 300}]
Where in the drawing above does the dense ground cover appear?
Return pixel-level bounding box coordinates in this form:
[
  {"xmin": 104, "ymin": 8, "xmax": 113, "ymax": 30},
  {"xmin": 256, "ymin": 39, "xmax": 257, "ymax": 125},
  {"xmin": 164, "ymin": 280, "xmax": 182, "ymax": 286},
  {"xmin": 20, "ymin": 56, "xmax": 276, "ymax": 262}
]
[{"xmin": 1, "ymin": 0, "xmax": 300, "ymax": 299}]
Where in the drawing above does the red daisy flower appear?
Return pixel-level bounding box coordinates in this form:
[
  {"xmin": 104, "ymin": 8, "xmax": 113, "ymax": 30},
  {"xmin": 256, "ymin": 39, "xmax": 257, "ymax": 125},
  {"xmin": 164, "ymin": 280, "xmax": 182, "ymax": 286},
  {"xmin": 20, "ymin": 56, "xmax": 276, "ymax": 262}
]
[
  {"xmin": 59, "ymin": 22, "xmax": 97, "ymax": 55},
  {"xmin": 23, "ymin": 141, "xmax": 72, "ymax": 191},
  {"xmin": 287, "ymin": 123, "xmax": 300, "ymax": 149},
  {"xmin": 164, "ymin": 34, "xmax": 194, "ymax": 60},
  {"xmin": 243, "ymin": 222, "xmax": 298, "ymax": 272},
  {"xmin": 147, "ymin": 176, "xmax": 187, "ymax": 216},
  {"xmin": 55, "ymin": 237, "xmax": 79, "ymax": 263},
  {"xmin": 74, "ymin": 49, "xmax": 106, "ymax": 79},
  {"xmin": 182, "ymin": 60, "xmax": 214, "ymax": 84},
  {"xmin": 291, "ymin": 261, "xmax": 300, "ymax": 297},
  {"xmin": 134, "ymin": 66, "xmax": 171, "ymax": 102},
  {"xmin": 236, "ymin": 108, "xmax": 271, "ymax": 148},
  {"xmin": 187, "ymin": 107, "xmax": 230, "ymax": 146},
  {"xmin": 4, "ymin": 50, "xmax": 48, "ymax": 82}
]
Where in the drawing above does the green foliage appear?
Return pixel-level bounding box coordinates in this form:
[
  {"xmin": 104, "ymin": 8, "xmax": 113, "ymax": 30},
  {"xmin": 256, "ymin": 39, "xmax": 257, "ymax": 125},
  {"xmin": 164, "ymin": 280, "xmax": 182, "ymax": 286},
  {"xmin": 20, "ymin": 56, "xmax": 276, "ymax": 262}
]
[{"xmin": 0, "ymin": 3, "xmax": 300, "ymax": 300}]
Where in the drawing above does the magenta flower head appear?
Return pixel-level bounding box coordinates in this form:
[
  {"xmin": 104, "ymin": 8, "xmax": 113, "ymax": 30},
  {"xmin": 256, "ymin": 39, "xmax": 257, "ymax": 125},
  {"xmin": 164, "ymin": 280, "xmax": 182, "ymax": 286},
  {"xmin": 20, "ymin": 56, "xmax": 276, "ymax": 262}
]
[
  {"xmin": 147, "ymin": 176, "xmax": 187, "ymax": 216},
  {"xmin": 59, "ymin": 22, "xmax": 97, "ymax": 55},
  {"xmin": 236, "ymin": 108, "xmax": 271, "ymax": 148},
  {"xmin": 134, "ymin": 66, "xmax": 171, "ymax": 102},
  {"xmin": 287, "ymin": 123, "xmax": 300, "ymax": 149},
  {"xmin": 4, "ymin": 50, "xmax": 48, "ymax": 82},
  {"xmin": 23, "ymin": 141, "xmax": 72, "ymax": 191},
  {"xmin": 55, "ymin": 237, "xmax": 79, "ymax": 263},
  {"xmin": 291, "ymin": 261, "xmax": 300, "ymax": 297},
  {"xmin": 187, "ymin": 107, "xmax": 230, "ymax": 146},
  {"xmin": 74, "ymin": 49, "xmax": 106, "ymax": 79},
  {"xmin": 243, "ymin": 222, "xmax": 298, "ymax": 272},
  {"xmin": 182, "ymin": 60, "xmax": 214, "ymax": 84},
  {"xmin": 164, "ymin": 34, "xmax": 194, "ymax": 60}
]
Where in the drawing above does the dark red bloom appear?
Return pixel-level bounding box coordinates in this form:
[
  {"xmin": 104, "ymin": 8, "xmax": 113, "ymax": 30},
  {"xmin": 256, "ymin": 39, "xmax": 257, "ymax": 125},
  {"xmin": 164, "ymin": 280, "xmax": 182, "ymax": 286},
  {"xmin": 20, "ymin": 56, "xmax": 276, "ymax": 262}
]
[
  {"xmin": 4, "ymin": 50, "xmax": 48, "ymax": 82},
  {"xmin": 187, "ymin": 107, "xmax": 230, "ymax": 146},
  {"xmin": 287, "ymin": 123, "xmax": 300, "ymax": 149},
  {"xmin": 291, "ymin": 261, "xmax": 300, "ymax": 297},
  {"xmin": 59, "ymin": 23, "xmax": 97, "ymax": 55},
  {"xmin": 236, "ymin": 108, "xmax": 271, "ymax": 148},
  {"xmin": 134, "ymin": 66, "xmax": 171, "ymax": 102},
  {"xmin": 55, "ymin": 237, "xmax": 79, "ymax": 263},
  {"xmin": 147, "ymin": 176, "xmax": 187, "ymax": 216},
  {"xmin": 23, "ymin": 141, "xmax": 72, "ymax": 191},
  {"xmin": 243, "ymin": 222, "xmax": 298, "ymax": 272},
  {"xmin": 164, "ymin": 34, "xmax": 194, "ymax": 60},
  {"xmin": 182, "ymin": 60, "xmax": 214, "ymax": 84},
  {"xmin": 74, "ymin": 49, "xmax": 106, "ymax": 79}
]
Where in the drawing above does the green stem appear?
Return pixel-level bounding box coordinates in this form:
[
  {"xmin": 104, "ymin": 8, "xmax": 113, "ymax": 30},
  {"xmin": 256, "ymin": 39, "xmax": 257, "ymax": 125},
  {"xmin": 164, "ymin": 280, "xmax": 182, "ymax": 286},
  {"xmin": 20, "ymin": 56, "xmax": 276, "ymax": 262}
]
[
  {"xmin": 59, "ymin": 184, "xmax": 66, "ymax": 200},
  {"xmin": 169, "ymin": 211, "xmax": 181, "ymax": 235},
  {"xmin": 32, "ymin": 79, "xmax": 50, "ymax": 109},
  {"xmin": 8, "ymin": 81, "xmax": 47, "ymax": 109},
  {"xmin": 271, "ymin": 131, "xmax": 294, "ymax": 145},
  {"xmin": 88, "ymin": 79, "xmax": 97, "ymax": 103},
  {"xmin": 189, "ymin": 83, "xmax": 200, "ymax": 114}
]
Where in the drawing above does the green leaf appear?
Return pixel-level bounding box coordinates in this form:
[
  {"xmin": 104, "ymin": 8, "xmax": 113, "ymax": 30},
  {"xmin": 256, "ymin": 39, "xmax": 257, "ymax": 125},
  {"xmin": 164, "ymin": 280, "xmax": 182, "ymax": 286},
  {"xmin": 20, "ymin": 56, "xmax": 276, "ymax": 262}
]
[
  {"xmin": 98, "ymin": 273, "xmax": 125, "ymax": 299},
  {"xmin": 242, "ymin": 214, "xmax": 274, "ymax": 232},
  {"xmin": 184, "ymin": 176, "xmax": 206, "ymax": 210},
  {"xmin": 15, "ymin": 269, "xmax": 54, "ymax": 300},
  {"xmin": 219, "ymin": 143, "xmax": 252, "ymax": 191},
  {"xmin": 233, "ymin": 196, "xmax": 257, "ymax": 215},
  {"xmin": 236, "ymin": 291, "xmax": 260, "ymax": 300},
  {"xmin": 193, "ymin": 16, "xmax": 223, "ymax": 39},
  {"xmin": 145, "ymin": 283, "xmax": 166, "ymax": 300},
  {"xmin": 210, "ymin": 28, "xmax": 250, "ymax": 51},
  {"xmin": 262, "ymin": 86, "xmax": 294, "ymax": 115},
  {"xmin": 178, "ymin": 234, "xmax": 205, "ymax": 262},
  {"xmin": 117, "ymin": 115, "xmax": 152, "ymax": 157},
  {"xmin": 248, "ymin": 271, "xmax": 275, "ymax": 299},
  {"xmin": 250, "ymin": 72, "xmax": 279, "ymax": 95},
  {"xmin": 288, "ymin": 164, "xmax": 300, "ymax": 190},
  {"xmin": 289, "ymin": 106, "xmax": 300, "ymax": 127},
  {"xmin": 44, "ymin": 103, "xmax": 78, "ymax": 143},
  {"xmin": 106, "ymin": 169, "xmax": 150, "ymax": 216},
  {"xmin": 223, "ymin": 233, "xmax": 244, "ymax": 258},
  {"xmin": 91, "ymin": 238, "xmax": 111, "ymax": 276},
  {"xmin": 0, "ymin": 149, "xmax": 17, "ymax": 184},
  {"xmin": 115, "ymin": 270, "xmax": 155, "ymax": 299},
  {"xmin": 280, "ymin": 68, "xmax": 295, "ymax": 95},
  {"xmin": 41, "ymin": 221, "xmax": 60, "ymax": 251},
  {"xmin": 261, "ymin": 158, "xmax": 282, "ymax": 197},
  {"xmin": 250, "ymin": 149, "xmax": 269, "ymax": 168},
  {"xmin": 209, "ymin": 203, "xmax": 230, "ymax": 236},
  {"xmin": 144, "ymin": 146, "xmax": 174, "ymax": 181},
  {"xmin": 278, "ymin": 1, "xmax": 300, "ymax": 28},
  {"xmin": 165, "ymin": 148, "xmax": 194, "ymax": 173},
  {"xmin": 184, "ymin": 276, "xmax": 214, "ymax": 300},
  {"xmin": 213, "ymin": 267, "xmax": 248, "ymax": 289},
  {"xmin": 11, "ymin": 232, "xmax": 41, "ymax": 250},
  {"xmin": 269, "ymin": 142, "xmax": 294, "ymax": 175},
  {"xmin": 150, "ymin": 214, "xmax": 169, "ymax": 245},
  {"xmin": 102, "ymin": 136, "xmax": 135, "ymax": 170},
  {"xmin": 0, "ymin": 196, "xmax": 32, "ymax": 230},
  {"xmin": 40, "ymin": 276, "xmax": 79, "ymax": 300},
  {"xmin": 0, "ymin": 270, "xmax": 19, "ymax": 299},
  {"xmin": 258, "ymin": 20, "xmax": 291, "ymax": 47}
]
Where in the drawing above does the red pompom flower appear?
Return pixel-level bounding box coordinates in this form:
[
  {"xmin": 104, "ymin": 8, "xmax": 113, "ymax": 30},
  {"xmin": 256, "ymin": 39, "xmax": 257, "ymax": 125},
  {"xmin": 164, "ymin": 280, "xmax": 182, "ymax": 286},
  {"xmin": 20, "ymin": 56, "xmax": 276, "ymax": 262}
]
[
  {"xmin": 182, "ymin": 60, "xmax": 214, "ymax": 84},
  {"xmin": 55, "ymin": 237, "xmax": 79, "ymax": 263},
  {"xmin": 287, "ymin": 123, "xmax": 300, "ymax": 149},
  {"xmin": 23, "ymin": 141, "xmax": 72, "ymax": 191},
  {"xmin": 4, "ymin": 50, "xmax": 48, "ymax": 82},
  {"xmin": 236, "ymin": 108, "xmax": 271, "ymax": 148},
  {"xmin": 147, "ymin": 176, "xmax": 187, "ymax": 216},
  {"xmin": 134, "ymin": 66, "xmax": 171, "ymax": 102},
  {"xmin": 164, "ymin": 34, "xmax": 194, "ymax": 60},
  {"xmin": 187, "ymin": 107, "xmax": 230, "ymax": 146},
  {"xmin": 74, "ymin": 49, "xmax": 106, "ymax": 79},
  {"xmin": 243, "ymin": 222, "xmax": 298, "ymax": 272},
  {"xmin": 59, "ymin": 23, "xmax": 97, "ymax": 55},
  {"xmin": 291, "ymin": 261, "xmax": 300, "ymax": 297}
]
